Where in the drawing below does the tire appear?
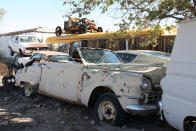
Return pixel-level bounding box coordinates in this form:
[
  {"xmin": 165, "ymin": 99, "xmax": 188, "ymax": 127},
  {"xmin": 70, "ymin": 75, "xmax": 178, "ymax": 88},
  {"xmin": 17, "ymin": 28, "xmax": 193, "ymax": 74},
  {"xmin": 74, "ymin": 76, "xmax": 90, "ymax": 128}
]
[
  {"xmin": 79, "ymin": 24, "xmax": 87, "ymax": 34},
  {"xmin": 93, "ymin": 93, "xmax": 125, "ymax": 126},
  {"xmin": 20, "ymin": 64, "xmax": 24, "ymax": 68},
  {"xmin": 9, "ymin": 47, "xmax": 14, "ymax": 56},
  {"xmin": 24, "ymin": 83, "xmax": 34, "ymax": 97},
  {"xmin": 56, "ymin": 26, "xmax": 62, "ymax": 36},
  {"xmin": 2, "ymin": 74, "xmax": 15, "ymax": 87},
  {"xmin": 13, "ymin": 54, "xmax": 21, "ymax": 67},
  {"xmin": 19, "ymin": 49, "xmax": 24, "ymax": 56},
  {"xmin": 98, "ymin": 27, "xmax": 103, "ymax": 32}
]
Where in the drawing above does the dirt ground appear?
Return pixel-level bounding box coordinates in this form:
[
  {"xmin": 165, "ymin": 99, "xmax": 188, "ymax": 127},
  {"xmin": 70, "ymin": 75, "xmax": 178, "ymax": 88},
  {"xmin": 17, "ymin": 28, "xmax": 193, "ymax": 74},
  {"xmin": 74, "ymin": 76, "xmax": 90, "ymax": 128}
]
[{"xmin": 0, "ymin": 62, "xmax": 175, "ymax": 131}]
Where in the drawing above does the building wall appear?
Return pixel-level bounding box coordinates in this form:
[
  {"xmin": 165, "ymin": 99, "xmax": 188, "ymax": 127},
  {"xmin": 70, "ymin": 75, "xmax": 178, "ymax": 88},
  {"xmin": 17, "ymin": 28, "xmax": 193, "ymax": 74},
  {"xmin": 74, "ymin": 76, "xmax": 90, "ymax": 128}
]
[{"xmin": 0, "ymin": 36, "xmax": 12, "ymax": 57}]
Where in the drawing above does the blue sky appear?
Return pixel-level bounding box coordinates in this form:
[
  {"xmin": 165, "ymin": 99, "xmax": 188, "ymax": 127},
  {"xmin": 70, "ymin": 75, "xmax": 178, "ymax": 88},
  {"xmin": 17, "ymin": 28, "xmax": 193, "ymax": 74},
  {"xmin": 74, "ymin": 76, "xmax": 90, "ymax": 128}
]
[{"xmin": 0, "ymin": 0, "xmax": 121, "ymax": 33}]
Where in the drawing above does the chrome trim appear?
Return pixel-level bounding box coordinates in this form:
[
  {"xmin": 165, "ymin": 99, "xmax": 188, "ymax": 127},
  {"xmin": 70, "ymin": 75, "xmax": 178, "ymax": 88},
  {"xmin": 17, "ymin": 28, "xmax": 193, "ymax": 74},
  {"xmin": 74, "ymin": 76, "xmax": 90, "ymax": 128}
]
[
  {"xmin": 125, "ymin": 104, "xmax": 159, "ymax": 115},
  {"xmin": 158, "ymin": 101, "xmax": 163, "ymax": 111}
]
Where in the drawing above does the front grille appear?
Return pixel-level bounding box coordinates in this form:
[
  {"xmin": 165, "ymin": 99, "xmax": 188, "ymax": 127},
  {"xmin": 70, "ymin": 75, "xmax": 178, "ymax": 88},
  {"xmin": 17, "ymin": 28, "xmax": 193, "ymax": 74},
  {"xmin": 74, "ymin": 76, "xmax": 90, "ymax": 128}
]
[
  {"xmin": 26, "ymin": 47, "xmax": 48, "ymax": 51},
  {"xmin": 147, "ymin": 89, "xmax": 162, "ymax": 104}
]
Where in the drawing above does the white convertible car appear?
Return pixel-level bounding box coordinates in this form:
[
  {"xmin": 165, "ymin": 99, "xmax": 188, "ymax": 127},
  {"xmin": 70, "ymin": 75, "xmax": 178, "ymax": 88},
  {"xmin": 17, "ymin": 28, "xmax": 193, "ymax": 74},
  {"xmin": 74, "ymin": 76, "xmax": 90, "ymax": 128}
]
[{"xmin": 15, "ymin": 48, "xmax": 168, "ymax": 126}]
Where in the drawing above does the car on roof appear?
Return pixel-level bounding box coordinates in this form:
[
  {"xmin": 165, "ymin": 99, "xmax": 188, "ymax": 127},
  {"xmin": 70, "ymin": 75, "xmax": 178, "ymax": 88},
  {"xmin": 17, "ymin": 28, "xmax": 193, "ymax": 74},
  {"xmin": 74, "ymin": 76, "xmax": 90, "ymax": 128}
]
[
  {"xmin": 8, "ymin": 35, "xmax": 49, "ymax": 56},
  {"xmin": 55, "ymin": 17, "xmax": 103, "ymax": 36},
  {"xmin": 115, "ymin": 50, "xmax": 170, "ymax": 64},
  {"xmin": 17, "ymin": 51, "xmax": 74, "ymax": 67},
  {"xmin": 15, "ymin": 47, "xmax": 168, "ymax": 126}
]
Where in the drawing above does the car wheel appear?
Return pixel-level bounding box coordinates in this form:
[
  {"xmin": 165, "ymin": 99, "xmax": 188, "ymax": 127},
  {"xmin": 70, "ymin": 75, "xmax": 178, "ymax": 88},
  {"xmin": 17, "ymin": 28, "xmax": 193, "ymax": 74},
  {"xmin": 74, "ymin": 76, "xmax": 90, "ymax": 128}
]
[
  {"xmin": 98, "ymin": 27, "xmax": 103, "ymax": 32},
  {"xmin": 56, "ymin": 26, "xmax": 62, "ymax": 36},
  {"xmin": 9, "ymin": 47, "xmax": 14, "ymax": 56},
  {"xmin": 24, "ymin": 83, "xmax": 33, "ymax": 97},
  {"xmin": 93, "ymin": 93, "xmax": 125, "ymax": 126},
  {"xmin": 2, "ymin": 74, "xmax": 15, "ymax": 87},
  {"xmin": 19, "ymin": 49, "xmax": 24, "ymax": 56},
  {"xmin": 20, "ymin": 64, "xmax": 24, "ymax": 68},
  {"xmin": 13, "ymin": 54, "xmax": 21, "ymax": 67},
  {"xmin": 79, "ymin": 24, "xmax": 87, "ymax": 34}
]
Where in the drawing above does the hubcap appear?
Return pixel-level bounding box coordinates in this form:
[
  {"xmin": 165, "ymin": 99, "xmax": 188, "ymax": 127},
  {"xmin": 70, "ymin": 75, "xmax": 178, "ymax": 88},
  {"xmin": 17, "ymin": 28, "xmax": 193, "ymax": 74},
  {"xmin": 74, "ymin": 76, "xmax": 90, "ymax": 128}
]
[
  {"xmin": 24, "ymin": 85, "xmax": 32, "ymax": 97},
  {"xmin": 98, "ymin": 101, "xmax": 116, "ymax": 124}
]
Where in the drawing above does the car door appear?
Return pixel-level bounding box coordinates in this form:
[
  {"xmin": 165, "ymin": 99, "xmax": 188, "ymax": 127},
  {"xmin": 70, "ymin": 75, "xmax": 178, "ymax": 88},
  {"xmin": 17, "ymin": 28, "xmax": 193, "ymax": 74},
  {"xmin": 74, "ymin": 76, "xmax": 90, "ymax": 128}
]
[{"xmin": 38, "ymin": 62, "xmax": 83, "ymax": 103}]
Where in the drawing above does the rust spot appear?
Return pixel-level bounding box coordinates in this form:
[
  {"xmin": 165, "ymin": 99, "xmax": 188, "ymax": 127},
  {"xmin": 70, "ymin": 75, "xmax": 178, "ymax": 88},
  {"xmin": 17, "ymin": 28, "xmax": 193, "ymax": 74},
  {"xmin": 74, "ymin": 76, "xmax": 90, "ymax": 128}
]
[
  {"xmin": 120, "ymin": 88, "xmax": 124, "ymax": 94},
  {"xmin": 123, "ymin": 82, "xmax": 126, "ymax": 87},
  {"xmin": 25, "ymin": 67, "xmax": 28, "ymax": 73},
  {"xmin": 78, "ymin": 81, "xmax": 80, "ymax": 89},
  {"xmin": 87, "ymin": 75, "xmax": 91, "ymax": 79}
]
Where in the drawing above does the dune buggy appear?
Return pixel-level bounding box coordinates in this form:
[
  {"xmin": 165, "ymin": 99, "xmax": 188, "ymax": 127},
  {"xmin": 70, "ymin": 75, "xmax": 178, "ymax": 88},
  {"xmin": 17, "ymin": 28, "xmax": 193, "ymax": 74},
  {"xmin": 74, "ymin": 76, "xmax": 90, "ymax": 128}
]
[{"xmin": 55, "ymin": 17, "xmax": 103, "ymax": 36}]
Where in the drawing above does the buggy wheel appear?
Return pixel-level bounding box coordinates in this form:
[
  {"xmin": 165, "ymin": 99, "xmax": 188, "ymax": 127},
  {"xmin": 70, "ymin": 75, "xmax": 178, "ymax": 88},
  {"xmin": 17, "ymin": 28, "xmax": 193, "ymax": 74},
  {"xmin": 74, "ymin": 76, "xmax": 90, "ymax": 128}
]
[
  {"xmin": 56, "ymin": 26, "xmax": 62, "ymax": 36},
  {"xmin": 98, "ymin": 27, "xmax": 103, "ymax": 32},
  {"xmin": 79, "ymin": 24, "xmax": 87, "ymax": 34}
]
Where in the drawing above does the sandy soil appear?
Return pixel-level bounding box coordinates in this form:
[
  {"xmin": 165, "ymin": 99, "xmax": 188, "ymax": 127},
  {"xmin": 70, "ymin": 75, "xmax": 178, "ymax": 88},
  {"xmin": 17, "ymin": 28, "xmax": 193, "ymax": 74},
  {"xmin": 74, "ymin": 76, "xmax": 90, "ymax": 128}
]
[{"xmin": 0, "ymin": 62, "xmax": 175, "ymax": 131}]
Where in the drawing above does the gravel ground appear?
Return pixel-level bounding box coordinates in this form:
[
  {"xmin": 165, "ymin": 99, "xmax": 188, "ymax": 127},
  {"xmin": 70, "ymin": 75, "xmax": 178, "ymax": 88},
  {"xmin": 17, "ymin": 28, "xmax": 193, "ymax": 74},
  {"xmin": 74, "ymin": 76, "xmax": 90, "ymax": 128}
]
[{"xmin": 0, "ymin": 62, "xmax": 175, "ymax": 131}]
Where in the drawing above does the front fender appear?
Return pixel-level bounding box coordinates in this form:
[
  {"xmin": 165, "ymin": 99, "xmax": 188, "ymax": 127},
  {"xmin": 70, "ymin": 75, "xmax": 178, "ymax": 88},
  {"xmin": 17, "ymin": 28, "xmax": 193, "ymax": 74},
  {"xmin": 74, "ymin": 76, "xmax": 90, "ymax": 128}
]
[
  {"xmin": 80, "ymin": 68, "xmax": 143, "ymax": 110},
  {"xmin": 15, "ymin": 64, "xmax": 41, "ymax": 86}
]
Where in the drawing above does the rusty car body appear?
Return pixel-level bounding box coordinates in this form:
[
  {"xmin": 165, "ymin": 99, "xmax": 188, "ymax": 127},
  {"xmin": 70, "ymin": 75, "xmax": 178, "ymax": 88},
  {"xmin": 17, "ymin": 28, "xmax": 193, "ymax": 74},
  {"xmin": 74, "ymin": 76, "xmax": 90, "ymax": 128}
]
[{"xmin": 15, "ymin": 48, "xmax": 168, "ymax": 126}]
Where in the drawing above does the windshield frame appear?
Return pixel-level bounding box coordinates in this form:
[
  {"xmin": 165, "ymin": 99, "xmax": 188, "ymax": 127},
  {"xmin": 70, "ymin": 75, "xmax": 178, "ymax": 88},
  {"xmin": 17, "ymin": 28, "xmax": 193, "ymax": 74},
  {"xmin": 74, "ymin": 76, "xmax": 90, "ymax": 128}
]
[
  {"xmin": 78, "ymin": 48, "xmax": 122, "ymax": 65},
  {"xmin": 48, "ymin": 54, "xmax": 74, "ymax": 62}
]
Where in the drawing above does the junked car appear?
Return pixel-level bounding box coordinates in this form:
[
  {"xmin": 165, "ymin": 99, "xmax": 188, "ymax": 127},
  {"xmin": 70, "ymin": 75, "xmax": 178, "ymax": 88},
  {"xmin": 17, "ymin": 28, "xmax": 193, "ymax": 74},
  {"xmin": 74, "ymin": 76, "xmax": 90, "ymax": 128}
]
[
  {"xmin": 17, "ymin": 51, "xmax": 74, "ymax": 67},
  {"xmin": 115, "ymin": 50, "xmax": 170, "ymax": 64},
  {"xmin": 15, "ymin": 48, "xmax": 168, "ymax": 126},
  {"xmin": 8, "ymin": 35, "xmax": 49, "ymax": 56}
]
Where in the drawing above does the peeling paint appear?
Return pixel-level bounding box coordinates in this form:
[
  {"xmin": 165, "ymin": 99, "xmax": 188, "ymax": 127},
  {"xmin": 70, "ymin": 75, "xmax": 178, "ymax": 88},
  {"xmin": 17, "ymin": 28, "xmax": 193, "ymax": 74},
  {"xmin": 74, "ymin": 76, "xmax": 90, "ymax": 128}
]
[{"xmin": 120, "ymin": 88, "xmax": 124, "ymax": 94}]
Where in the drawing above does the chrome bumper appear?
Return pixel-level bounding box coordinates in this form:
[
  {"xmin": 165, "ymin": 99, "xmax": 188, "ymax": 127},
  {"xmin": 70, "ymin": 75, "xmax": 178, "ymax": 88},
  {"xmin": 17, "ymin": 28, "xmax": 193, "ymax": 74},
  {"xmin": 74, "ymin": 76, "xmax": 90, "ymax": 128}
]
[
  {"xmin": 24, "ymin": 50, "xmax": 33, "ymax": 55},
  {"xmin": 126, "ymin": 104, "xmax": 159, "ymax": 115}
]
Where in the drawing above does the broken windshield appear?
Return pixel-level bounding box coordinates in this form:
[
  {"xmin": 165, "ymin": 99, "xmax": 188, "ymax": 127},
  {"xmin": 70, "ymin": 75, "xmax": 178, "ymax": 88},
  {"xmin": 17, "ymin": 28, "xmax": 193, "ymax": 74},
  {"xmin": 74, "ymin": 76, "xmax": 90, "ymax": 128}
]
[{"xmin": 80, "ymin": 48, "xmax": 121, "ymax": 64}]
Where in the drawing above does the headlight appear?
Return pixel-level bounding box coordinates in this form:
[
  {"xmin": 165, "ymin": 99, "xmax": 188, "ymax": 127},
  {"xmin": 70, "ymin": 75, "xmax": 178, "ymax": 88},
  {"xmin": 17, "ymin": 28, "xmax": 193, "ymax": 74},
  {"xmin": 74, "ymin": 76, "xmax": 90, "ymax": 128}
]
[{"xmin": 139, "ymin": 77, "xmax": 152, "ymax": 91}]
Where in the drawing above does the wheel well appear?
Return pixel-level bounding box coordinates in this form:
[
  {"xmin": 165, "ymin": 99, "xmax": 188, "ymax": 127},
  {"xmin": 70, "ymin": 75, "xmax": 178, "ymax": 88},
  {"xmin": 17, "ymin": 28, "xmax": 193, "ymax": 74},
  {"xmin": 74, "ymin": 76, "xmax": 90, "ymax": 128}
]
[
  {"xmin": 88, "ymin": 86, "xmax": 115, "ymax": 108},
  {"xmin": 20, "ymin": 81, "xmax": 25, "ymax": 85},
  {"xmin": 184, "ymin": 116, "xmax": 196, "ymax": 131}
]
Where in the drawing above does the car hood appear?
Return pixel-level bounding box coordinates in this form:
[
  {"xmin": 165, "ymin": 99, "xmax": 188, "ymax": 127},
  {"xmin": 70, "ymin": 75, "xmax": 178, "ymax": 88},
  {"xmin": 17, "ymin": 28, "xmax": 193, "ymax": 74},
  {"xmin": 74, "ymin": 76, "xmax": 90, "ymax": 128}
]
[
  {"xmin": 21, "ymin": 43, "xmax": 48, "ymax": 48},
  {"xmin": 87, "ymin": 63, "xmax": 167, "ymax": 85}
]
